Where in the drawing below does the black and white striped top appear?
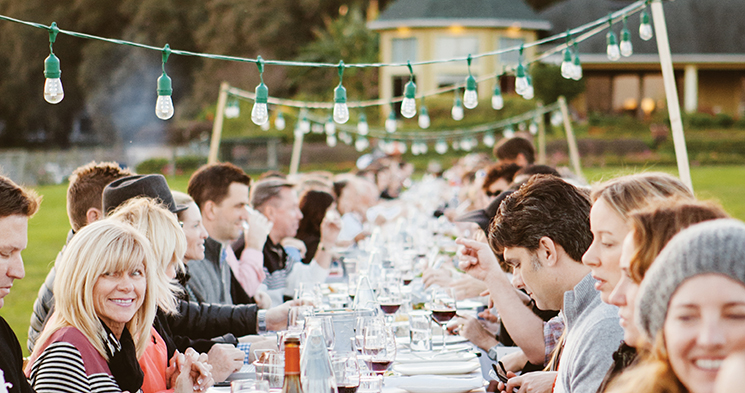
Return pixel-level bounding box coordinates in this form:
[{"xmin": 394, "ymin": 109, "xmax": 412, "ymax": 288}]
[{"xmin": 29, "ymin": 328, "xmax": 122, "ymax": 393}]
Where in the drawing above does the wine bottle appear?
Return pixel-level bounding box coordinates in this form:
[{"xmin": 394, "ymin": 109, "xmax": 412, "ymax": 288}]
[{"xmin": 282, "ymin": 336, "xmax": 304, "ymax": 393}]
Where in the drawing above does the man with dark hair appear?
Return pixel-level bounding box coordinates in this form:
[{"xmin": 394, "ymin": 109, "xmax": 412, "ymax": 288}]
[
  {"xmin": 251, "ymin": 178, "xmax": 341, "ymax": 306},
  {"xmin": 186, "ymin": 163, "xmax": 272, "ymax": 306},
  {"xmin": 28, "ymin": 161, "xmax": 132, "ymax": 351},
  {"xmin": 482, "ymin": 163, "xmax": 521, "ymax": 199},
  {"xmin": 460, "ymin": 175, "xmax": 622, "ymax": 393},
  {"xmin": 0, "ymin": 174, "xmax": 41, "ymax": 393},
  {"xmin": 494, "ymin": 136, "xmax": 535, "ymax": 167}
]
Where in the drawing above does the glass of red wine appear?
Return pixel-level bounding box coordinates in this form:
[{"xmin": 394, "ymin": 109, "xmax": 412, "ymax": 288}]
[
  {"xmin": 362, "ymin": 324, "xmax": 397, "ymax": 380},
  {"xmin": 377, "ymin": 282, "xmax": 403, "ymax": 324},
  {"xmin": 330, "ymin": 351, "xmax": 361, "ymax": 393},
  {"xmin": 428, "ymin": 287, "xmax": 457, "ymax": 352}
]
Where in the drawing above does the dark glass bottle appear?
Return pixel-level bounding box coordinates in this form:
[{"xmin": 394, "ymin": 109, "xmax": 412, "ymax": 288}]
[{"xmin": 282, "ymin": 337, "xmax": 304, "ymax": 393}]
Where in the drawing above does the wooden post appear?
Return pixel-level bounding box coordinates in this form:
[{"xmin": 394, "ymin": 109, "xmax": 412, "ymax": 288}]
[
  {"xmin": 289, "ymin": 128, "xmax": 304, "ymax": 175},
  {"xmin": 651, "ymin": 0, "xmax": 693, "ymax": 191},
  {"xmin": 208, "ymin": 82, "xmax": 230, "ymax": 164},
  {"xmin": 536, "ymin": 101, "xmax": 546, "ymax": 165},
  {"xmin": 558, "ymin": 96, "xmax": 584, "ymax": 182}
]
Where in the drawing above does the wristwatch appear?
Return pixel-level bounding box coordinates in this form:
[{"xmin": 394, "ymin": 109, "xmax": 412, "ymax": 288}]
[
  {"xmin": 488, "ymin": 344, "xmax": 500, "ymax": 361},
  {"xmin": 257, "ymin": 309, "xmax": 267, "ymax": 333}
]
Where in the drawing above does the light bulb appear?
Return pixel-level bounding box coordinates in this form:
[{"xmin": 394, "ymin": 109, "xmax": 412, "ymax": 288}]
[
  {"xmin": 529, "ymin": 121, "xmax": 539, "ymax": 135},
  {"xmin": 401, "ymin": 80, "xmax": 417, "ymax": 118},
  {"xmin": 155, "ymin": 71, "xmax": 174, "ymax": 120},
  {"xmin": 44, "ymin": 78, "xmax": 64, "ymax": 104},
  {"xmin": 435, "ymin": 140, "xmax": 448, "ymax": 154},
  {"xmin": 275, "ymin": 113, "xmax": 286, "ymax": 130},
  {"xmin": 385, "ymin": 114, "xmax": 397, "ymax": 133},
  {"xmin": 420, "ymin": 142, "xmax": 428, "ymax": 154},
  {"xmin": 333, "ymin": 84, "xmax": 349, "ymax": 124},
  {"xmin": 325, "ymin": 118, "xmax": 336, "ymax": 135},
  {"xmin": 300, "ymin": 116, "xmax": 311, "ymax": 134},
  {"xmin": 452, "ymin": 98, "xmax": 464, "ymax": 121},
  {"xmin": 561, "ymin": 49, "xmax": 574, "ymax": 79},
  {"xmin": 620, "ymin": 26, "xmax": 633, "ymax": 57},
  {"xmin": 571, "ymin": 55, "xmax": 583, "ymax": 80},
  {"xmin": 461, "ymin": 139, "xmax": 473, "ymax": 151},
  {"xmin": 483, "ymin": 133, "xmax": 495, "ymax": 147},
  {"xmin": 551, "ymin": 111, "xmax": 563, "ymax": 126},
  {"xmin": 155, "ymin": 95, "xmax": 174, "ymax": 120},
  {"xmin": 491, "ymin": 84, "xmax": 504, "ymax": 110},
  {"xmin": 515, "ymin": 63, "xmax": 528, "ymax": 95},
  {"xmin": 355, "ymin": 137, "xmax": 369, "ymax": 152},
  {"xmin": 251, "ymin": 102, "xmax": 268, "ymax": 125},
  {"xmin": 639, "ymin": 10, "xmax": 653, "ymax": 41},
  {"xmin": 463, "ymin": 74, "xmax": 478, "ymax": 109},
  {"xmin": 503, "ymin": 127, "xmax": 515, "ymax": 139},
  {"xmin": 311, "ymin": 123, "xmax": 324, "ymax": 134},
  {"xmin": 418, "ymin": 106, "xmax": 430, "ymax": 129},
  {"xmin": 357, "ymin": 114, "xmax": 369, "ymax": 135},
  {"xmin": 224, "ymin": 100, "xmax": 240, "ymax": 119},
  {"xmin": 522, "ymin": 77, "xmax": 534, "ymax": 100},
  {"xmin": 43, "ymin": 53, "xmax": 64, "ymax": 104},
  {"xmin": 333, "ymin": 102, "xmax": 349, "ymax": 124},
  {"xmin": 411, "ymin": 142, "xmax": 420, "ymax": 156},
  {"xmin": 261, "ymin": 120, "xmax": 270, "ymax": 130},
  {"xmin": 398, "ymin": 141, "xmax": 407, "ymax": 155},
  {"xmin": 339, "ymin": 132, "xmax": 351, "ymax": 145},
  {"xmin": 252, "ymin": 81, "xmax": 269, "ymax": 125},
  {"xmin": 452, "ymin": 140, "xmax": 460, "ymax": 151},
  {"xmin": 606, "ymin": 31, "xmax": 621, "ymax": 61},
  {"xmin": 326, "ymin": 134, "xmax": 337, "ymax": 147}
]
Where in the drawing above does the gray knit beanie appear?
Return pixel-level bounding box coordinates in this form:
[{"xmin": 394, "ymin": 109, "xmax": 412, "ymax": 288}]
[{"xmin": 636, "ymin": 218, "xmax": 745, "ymax": 340}]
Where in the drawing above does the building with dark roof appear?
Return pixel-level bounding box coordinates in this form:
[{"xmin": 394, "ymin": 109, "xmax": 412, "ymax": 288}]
[
  {"xmin": 540, "ymin": 0, "xmax": 745, "ymax": 117},
  {"xmin": 368, "ymin": 0, "xmax": 551, "ymax": 117}
]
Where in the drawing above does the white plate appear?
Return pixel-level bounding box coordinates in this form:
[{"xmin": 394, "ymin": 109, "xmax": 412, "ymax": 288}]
[
  {"xmin": 396, "ymin": 351, "xmax": 477, "ymax": 364},
  {"xmin": 396, "ymin": 335, "xmax": 469, "ymax": 346},
  {"xmin": 457, "ymin": 299, "xmax": 486, "ymax": 309},
  {"xmin": 393, "ymin": 359, "xmax": 481, "ymax": 376},
  {"xmin": 392, "ymin": 375, "xmax": 484, "ymax": 393}
]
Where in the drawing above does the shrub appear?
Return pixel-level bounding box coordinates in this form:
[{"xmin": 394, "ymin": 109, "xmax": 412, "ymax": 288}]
[
  {"xmin": 136, "ymin": 158, "xmax": 169, "ymax": 175},
  {"xmin": 175, "ymin": 155, "xmax": 206, "ymax": 173}
]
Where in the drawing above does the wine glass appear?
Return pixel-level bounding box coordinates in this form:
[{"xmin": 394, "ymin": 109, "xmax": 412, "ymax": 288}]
[
  {"xmin": 362, "ymin": 323, "xmax": 397, "ymax": 380},
  {"xmin": 330, "ymin": 351, "xmax": 361, "ymax": 393},
  {"xmin": 428, "ymin": 287, "xmax": 457, "ymax": 352},
  {"xmin": 288, "ymin": 305, "xmax": 314, "ymax": 332},
  {"xmin": 377, "ymin": 281, "xmax": 403, "ymax": 324},
  {"xmin": 306, "ymin": 315, "xmax": 335, "ymax": 350}
]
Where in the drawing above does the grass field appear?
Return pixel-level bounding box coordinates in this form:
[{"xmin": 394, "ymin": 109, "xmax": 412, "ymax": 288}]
[{"xmin": 3, "ymin": 165, "xmax": 745, "ymax": 355}]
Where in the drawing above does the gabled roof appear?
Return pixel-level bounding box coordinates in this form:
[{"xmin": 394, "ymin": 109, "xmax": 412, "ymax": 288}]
[
  {"xmin": 368, "ymin": 0, "xmax": 551, "ymax": 31},
  {"xmin": 539, "ymin": 0, "xmax": 745, "ymax": 56}
]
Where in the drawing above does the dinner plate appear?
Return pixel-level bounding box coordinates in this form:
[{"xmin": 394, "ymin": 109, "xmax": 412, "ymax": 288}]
[
  {"xmin": 393, "ymin": 359, "xmax": 481, "ymax": 375},
  {"xmin": 396, "ymin": 335, "xmax": 469, "ymax": 346},
  {"xmin": 392, "ymin": 375, "xmax": 484, "ymax": 393},
  {"xmin": 396, "ymin": 351, "xmax": 477, "ymax": 364}
]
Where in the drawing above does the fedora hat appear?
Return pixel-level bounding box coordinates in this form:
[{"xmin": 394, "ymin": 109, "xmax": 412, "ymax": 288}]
[{"xmin": 103, "ymin": 174, "xmax": 187, "ymax": 214}]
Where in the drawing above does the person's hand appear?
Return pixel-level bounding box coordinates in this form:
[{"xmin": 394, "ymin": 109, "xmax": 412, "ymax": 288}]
[
  {"xmin": 247, "ymin": 338, "xmax": 279, "ymax": 363},
  {"xmin": 450, "ymin": 275, "xmax": 488, "ymax": 300},
  {"xmin": 265, "ymin": 300, "xmax": 305, "ymax": 331},
  {"xmin": 207, "ymin": 344, "xmax": 244, "ymax": 382},
  {"xmin": 319, "ymin": 209, "xmax": 342, "ymax": 248},
  {"xmin": 168, "ymin": 348, "xmax": 214, "ymax": 393},
  {"xmin": 450, "ymin": 315, "xmax": 498, "ymax": 351},
  {"xmin": 254, "ymin": 290, "xmax": 272, "ymax": 309},
  {"xmin": 478, "ymin": 308, "xmax": 500, "ymax": 323},
  {"xmin": 422, "ymin": 267, "xmax": 453, "ymax": 288},
  {"xmin": 498, "ymin": 371, "xmax": 556, "ymax": 393},
  {"xmin": 244, "ymin": 208, "xmax": 273, "ymax": 250},
  {"xmin": 499, "ymin": 350, "xmax": 529, "ymax": 374},
  {"xmin": 456, "ymin": 237, "xmax": 501, "ymax": 282}
]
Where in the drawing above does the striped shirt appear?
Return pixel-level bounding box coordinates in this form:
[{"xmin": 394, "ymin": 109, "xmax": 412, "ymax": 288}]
[{"xmin": 29, "ymin": 328, "xmax": 122, "ymax": 393}]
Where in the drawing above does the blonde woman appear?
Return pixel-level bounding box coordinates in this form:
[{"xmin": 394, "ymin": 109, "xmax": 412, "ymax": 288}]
[{"xmin": 28, "ymin": 220, "xmax": 164, "ymax": 393}]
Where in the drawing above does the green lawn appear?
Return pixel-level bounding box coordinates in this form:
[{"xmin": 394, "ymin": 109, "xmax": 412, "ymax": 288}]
[{"xmin": 4, "ymin": 166, "xmax": 745, "ymax": 355}]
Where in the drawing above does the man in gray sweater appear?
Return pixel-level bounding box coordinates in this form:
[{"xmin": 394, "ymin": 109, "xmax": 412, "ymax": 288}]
[{"xmin": 460, "ymin": 175, "xmax": 622, "ymax": 393}]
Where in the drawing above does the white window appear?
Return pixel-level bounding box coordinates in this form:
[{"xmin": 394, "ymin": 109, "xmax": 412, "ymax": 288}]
[
  {"xmin": 435, "ymin": 36, "xmax": 479, "ymax": 62},
  {"xmin": 392, "ymin": 38, "xmax": 417, "ymax": 63}
]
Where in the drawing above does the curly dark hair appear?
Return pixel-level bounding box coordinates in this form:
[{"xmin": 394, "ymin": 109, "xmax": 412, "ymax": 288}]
[
  {"xmin": 489, "ymin": 175, "xmax": 592, "ymax": 263},
  {"xmin": 482, "ymin": 163, "xmax": 521, "ymax": 195}
]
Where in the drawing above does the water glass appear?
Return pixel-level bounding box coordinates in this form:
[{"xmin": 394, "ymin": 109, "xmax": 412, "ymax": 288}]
[
  {"xmin": 306, "ymin": 315, "xmax": 335, "ymax": 350},
  {"xmin": 358, "ymin": 374, "xmax": 383, "ymax": 393},
  {"xmin": 231, "ymin": 380, "xmax": 269, "ymax": 393},
  {"xmin": 408, "ymin": 310, "xmax": 432, "ymax": 352},
  {"xmin": 288, "ymin": 305, "xmax": 314, "ymax": 331},
  {"xmin": 255, "ymin": 351, "xmax": 284, "ymax": 389},
  {"xmin": 330, "ymin": 352, "xmax": 360, "ymax": 393}
]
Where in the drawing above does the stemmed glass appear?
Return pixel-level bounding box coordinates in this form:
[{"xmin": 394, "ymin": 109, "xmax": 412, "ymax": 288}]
[
  {"xmin": 377, "ymin": 280, "xmax": 403, "ymax": 324},
  {"xmin": 330, "ymin": 351, "xmax": 361, "ymax": 393},
  {"xmin": 428, "ymin": 287, "xmax": 457, "ymax": 352},
  {"xmin": 306, "ymin": 315, "xmax": 335, "ymax": 350},
  {"xmin": 362, "ymin": 323, "xmax": 397, "ymax": 380}
]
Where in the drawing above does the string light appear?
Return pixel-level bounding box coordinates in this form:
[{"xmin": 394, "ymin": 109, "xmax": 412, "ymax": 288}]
[
  {"xmin": 326, "ymin": 133, "xmax": 337, "ymax": 147},
  {"xmin": 419, "ymin": 141, "xmax": 428, "ymax": 154},
  {"xmin": 401, "ymin": 61, "xmax": 417, "ymax": 118},
  {"xmin": 451, "ymin": 90, "xmax": 464, "ymax": 121},
  {"xmin": 418, "ymin": 99, "xmax": 430, "ymax": 129},
  {"xmin": 299, "ymin": 112, "xmax": 311, "ymax": 133},
  {"xmin": 333, "ymin": 61, "xmax": 349, "ymax": 124},
  {"xmin": 639, "ymin": 6, "xmax": 653, "ymax": 41},
  {"xmin": 357, "ymin": 113, "xmax": 369, "ymax": 135},
  {"xmin": 560, "ymin": 32, "xmax": 574, "ymax": 80},
  {"xmin": 515, "ymin": 47, "xmax": 529, "ymax": 96},
  {"xmin": 355, "ymin": 136, "xmax": 369, "ymax": 151},
  {"xmin": 463, "ymin": 55, "xmax": 478, "ymax": 109},
  {"xmin": 261, "ymin": 119, "xmax": 271, "ymax": 130},
  {"xmin": 155, "ymin": 45, "xmax": 175, "ymax": 120},
  {"xmin": 385, "ymin": 109, "xmax": 397, "ymax": 133},
  {"xmin": 43, "ymin": 22, "xmax": 63, "ymax": 104},
  {"xmin": 522, "ymin": 76, "xmax": 534, "ymax": 100},
  {"xmin": 529, "ymin": 119, "xmax": 539, "ymax": 135},
  {"xmin": 620, "ymin": 15, "xmax": 633, "ymax": 57},
  {"xmin": 339, "ymin": 131, "xmax": 352, "ymax": 145},
  {"xmin": 503, "ymin": 125, "xmax": 515, "ymax": 138},
  {"xmin": 251, "ymin": 56, "xmax": 269, "ymax": 125},
  {"xmin": 325, "ymin": 115, "xmax": 336, "ymax": 135},
  {"xmin": 435, "ymin": 139, "xmax": 448, "ymax": 154},
  {"xmin": 275, "ymin": 111, "xmax": 286, "ymax": 130},
  {"xmin": 224, "ymin": 97, "xmax": 240, "ymax": 118},
  {"xmin": 311, "ymin": 122, "xmax": 324, "ymax": 134},
  {"xmin": 551, "ymin": 110, "xmax": 563, "ymax": 126},
  {"xmin": 606, "ymin": 16, "xmax": 621, "ymax": 61},
  {"xmin": 491, "ymin": 74, "xmax": 504, "ymax": 110},
  {"xmin": 571, "ymin": 42, "xmax": 583, "ymax": 81},
  {"xmin": 483, "ymin": 132, "xmax": 495, "ymax": 147}
]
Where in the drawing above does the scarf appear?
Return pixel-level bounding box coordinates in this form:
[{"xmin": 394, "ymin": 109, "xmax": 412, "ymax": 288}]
[{"xmin": 101, "ymin": 321, "xmax": 144, "ymax": 393}]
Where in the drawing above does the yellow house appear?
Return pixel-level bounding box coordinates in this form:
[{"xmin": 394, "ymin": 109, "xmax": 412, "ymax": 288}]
[{"xmin": 368, "ymin": 0, "xmax": 551, "ymax": 117}]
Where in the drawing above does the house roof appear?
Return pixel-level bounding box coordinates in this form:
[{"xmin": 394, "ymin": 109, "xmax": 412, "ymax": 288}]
[
  {"xmin": 539, "ymin": 0, "xmax": 745, "ymax": 56},
  {"xmin": 368, "ymin": 0, "xmax": 552, "ymax": 31}
]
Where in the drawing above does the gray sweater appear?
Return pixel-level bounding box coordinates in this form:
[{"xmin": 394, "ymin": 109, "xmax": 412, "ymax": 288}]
[{"xmin": 555, "ymin": 273, "xmax": 623, "ymax": 393}]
